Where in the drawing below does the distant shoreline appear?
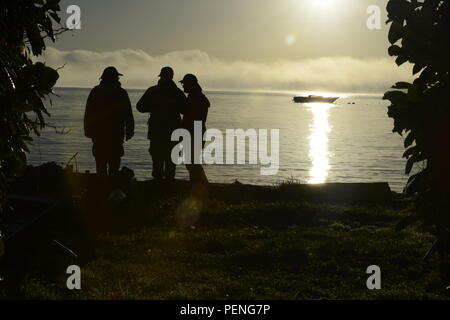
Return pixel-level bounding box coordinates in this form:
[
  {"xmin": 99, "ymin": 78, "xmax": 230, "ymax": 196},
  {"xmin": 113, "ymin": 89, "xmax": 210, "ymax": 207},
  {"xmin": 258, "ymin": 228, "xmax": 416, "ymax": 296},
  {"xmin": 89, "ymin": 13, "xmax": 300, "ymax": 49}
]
[{"xmin": 53, "ymin": 86, "xmax": 385, "ymax": 98}]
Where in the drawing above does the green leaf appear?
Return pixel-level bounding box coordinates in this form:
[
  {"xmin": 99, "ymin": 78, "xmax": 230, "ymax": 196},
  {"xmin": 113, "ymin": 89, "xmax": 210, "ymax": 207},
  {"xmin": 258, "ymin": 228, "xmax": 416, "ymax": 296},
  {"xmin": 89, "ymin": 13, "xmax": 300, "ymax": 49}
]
[
  {"xmin": 383, "ymin": 90, "xmax": 408, "ymax": 103},
  {"xmin": 404, "ymin": 131, "xmax": 415, "ymax": 148},
  {"xmin": 388, "ymin": 20, "xmax": 405, "ymax": 44},
  {"xmin": 392, "ymin": 82, "xmax": 411, "ymax": 89},
  {"xmin": 403, "ymin": 145, "xmax": 418, "ymax": 159},
  {"xmin": 407, "ymin": 84, "xmax": 422, "ymax": 103},
  {"xmin": 16, "ymin": 103, "xmax": 35, "ymax": 113},
  {"xmin": 413, "ymin": 64, "xmax": 425, "ymax": 75},
  {"xmin": 404, "ymin": 169, "xmax": 430, "ymax": 196},
  {"xmin": 405, "ymin": 153, "xmax": 426, "ymax": 175},
  {"xmin": 388, "ymin": 45, "xmax": 402, "ymax": 57},
  {"xmin": 396, "ymin": 55, "xmax": 408, "ymax": 66}
]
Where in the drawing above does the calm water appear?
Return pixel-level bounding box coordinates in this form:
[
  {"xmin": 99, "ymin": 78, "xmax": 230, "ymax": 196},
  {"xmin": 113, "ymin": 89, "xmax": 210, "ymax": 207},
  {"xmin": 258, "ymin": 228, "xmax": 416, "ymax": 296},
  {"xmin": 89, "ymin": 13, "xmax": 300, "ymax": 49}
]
[{"xmin": 28, "ymin": 88, "xmax": 408, "ymax": 192}]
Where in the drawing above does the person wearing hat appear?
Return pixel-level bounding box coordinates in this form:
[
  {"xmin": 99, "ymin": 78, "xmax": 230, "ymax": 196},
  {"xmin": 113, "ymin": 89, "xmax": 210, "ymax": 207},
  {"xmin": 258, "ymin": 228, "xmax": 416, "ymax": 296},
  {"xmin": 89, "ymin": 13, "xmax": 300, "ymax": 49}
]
[
  {"xmin": 84, "ymin": 66, "xmax": 135, "ymax": 176},
  {"xmin": 137, "ymin": 66, "xmax": 187, "ymax": 181},
  {"xmin": 179, "ymin": 74, "xmax": 210, "ymax": 184}
]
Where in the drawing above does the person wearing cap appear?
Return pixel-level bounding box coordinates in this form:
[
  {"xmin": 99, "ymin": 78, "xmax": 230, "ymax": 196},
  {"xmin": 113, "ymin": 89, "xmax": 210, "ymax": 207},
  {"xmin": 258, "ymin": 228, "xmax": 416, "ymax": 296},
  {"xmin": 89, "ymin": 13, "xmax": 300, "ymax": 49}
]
[
  {"xmin": 179, "ymin": 74, "xmax": 210, "ymax": 184},
  {"xmin": 84, "ymin": 66, "xmax": 135, "ymax": 176},
  {"xmin": 137, "ymin": 66, "xmax": 187, "ymax": 181}
]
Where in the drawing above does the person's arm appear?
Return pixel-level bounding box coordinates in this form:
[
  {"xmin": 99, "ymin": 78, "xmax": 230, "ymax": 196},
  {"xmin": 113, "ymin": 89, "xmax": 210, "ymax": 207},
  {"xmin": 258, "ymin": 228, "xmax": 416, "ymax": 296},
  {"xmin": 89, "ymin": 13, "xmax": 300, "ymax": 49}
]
[
  {"xmin": 199, "ymin": 95, "xmax": 210, "ymax": 123},
  {"xmin": 84, "ymin": 89, "xmax": 95, "ymax": 138},
  {"xmin": 123, "ymin": 91, "xmax": 135, "ymax": 141},
  {"xmin": 136, "ymin": 88, "xmax": 154, "ymax": 113},
  {"xmin": 176, "ymin": 88, "xmax": 188, "ymax": 114}
]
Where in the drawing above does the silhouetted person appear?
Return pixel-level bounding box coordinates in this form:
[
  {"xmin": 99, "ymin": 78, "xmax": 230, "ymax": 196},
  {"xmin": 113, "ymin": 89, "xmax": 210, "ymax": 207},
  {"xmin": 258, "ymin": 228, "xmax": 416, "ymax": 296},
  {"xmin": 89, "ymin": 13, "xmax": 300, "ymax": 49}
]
[
  {"xmin": 179, "ymin": 74, "xmax": 210, "ymax": 184},
  {"xmin": 84, "ymin": 66, "xmax": 134, "ymax": 176},
  {"xmin": 137, "ymin": 66, "xmax": 187, "ymax": 181}
]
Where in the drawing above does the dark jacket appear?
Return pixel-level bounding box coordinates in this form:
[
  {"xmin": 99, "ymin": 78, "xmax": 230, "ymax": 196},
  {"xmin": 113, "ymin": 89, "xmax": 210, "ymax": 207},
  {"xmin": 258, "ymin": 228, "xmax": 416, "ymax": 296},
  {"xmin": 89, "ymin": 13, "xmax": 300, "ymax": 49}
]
[
  {"xmin": 84, "ymin": 80, "xmax": 134, "ymax": 144},
  {"xmin": 182, "ymin": 85, "xmax": 210, "ymax": 133},
  {"xmin": 137, "ymin": 80, "xmax": 186, "ymax": 140}
]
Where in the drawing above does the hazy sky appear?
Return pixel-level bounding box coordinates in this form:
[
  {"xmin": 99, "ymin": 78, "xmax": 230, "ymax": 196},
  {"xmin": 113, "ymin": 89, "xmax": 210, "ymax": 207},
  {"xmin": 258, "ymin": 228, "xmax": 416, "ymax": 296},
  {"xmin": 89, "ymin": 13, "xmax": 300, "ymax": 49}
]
[{"xmin": 46, "ymin": 0, "xmax": 412, "ymax": 92}]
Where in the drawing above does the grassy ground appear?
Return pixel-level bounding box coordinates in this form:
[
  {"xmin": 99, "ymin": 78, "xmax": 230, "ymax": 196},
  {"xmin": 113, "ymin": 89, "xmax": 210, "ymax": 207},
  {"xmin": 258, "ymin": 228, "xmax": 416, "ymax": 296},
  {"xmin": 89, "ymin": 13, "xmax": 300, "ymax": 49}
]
[{"xmin": 13, "ymin": 192, "xmax": 450, "ymax": 300}]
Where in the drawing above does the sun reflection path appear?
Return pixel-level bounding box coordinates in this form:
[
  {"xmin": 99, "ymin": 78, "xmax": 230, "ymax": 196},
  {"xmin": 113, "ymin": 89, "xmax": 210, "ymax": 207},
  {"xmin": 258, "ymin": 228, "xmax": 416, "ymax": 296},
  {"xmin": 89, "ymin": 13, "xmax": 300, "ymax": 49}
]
[{"xmin": 306, "ymin": 103, "xmax": 333, "ymax": 184}]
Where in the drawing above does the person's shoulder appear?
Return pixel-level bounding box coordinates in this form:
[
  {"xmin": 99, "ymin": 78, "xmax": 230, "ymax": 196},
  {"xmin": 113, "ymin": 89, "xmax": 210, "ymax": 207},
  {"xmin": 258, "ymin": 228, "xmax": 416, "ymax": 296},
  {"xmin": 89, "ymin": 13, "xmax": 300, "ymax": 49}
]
[
  {"xmin": 168, "ymin": 82, "xmax": 183, "ymax": 93},
  {"xmin": 88, "ymin": 85, "xmax": 101, "ymax": 97},
  {"xmin": 201, "ymin": 93, "xmax": 211, "ymax": 107},
  {"xmin": 117, "ymin": 87, "xmax": 129, "ymax": 96},
  {"xmin": 147, "ymin": 85, "xmax": 159, "ymax": 93}
]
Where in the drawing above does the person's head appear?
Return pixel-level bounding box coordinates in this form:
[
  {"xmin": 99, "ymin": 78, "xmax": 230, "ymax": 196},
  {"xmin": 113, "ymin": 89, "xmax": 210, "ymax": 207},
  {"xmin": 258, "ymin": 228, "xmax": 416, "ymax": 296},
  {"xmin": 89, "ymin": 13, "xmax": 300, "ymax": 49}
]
[
  {"xmin": 100, "ymin": 66, "xmax": 123, "ymax": 82},
  {"xmin": 158, "ymin": 66, "xmax": 174, "ymax": 83},
  {"xmin": 179, "ymin": 74, "xmax": 200, "ymax": 93}
]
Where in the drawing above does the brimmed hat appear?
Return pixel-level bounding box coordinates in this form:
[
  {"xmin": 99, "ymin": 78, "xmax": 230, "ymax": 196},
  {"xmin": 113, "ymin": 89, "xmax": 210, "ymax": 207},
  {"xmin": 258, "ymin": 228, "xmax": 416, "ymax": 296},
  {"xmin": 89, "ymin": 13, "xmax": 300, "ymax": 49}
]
[
  {"xmin": 159, "ymin": 66, "xmax": 174, "ymax": 77},
  {"xmin": 100, "ymin": 66, "xmax": 123, "ymax": 79}
]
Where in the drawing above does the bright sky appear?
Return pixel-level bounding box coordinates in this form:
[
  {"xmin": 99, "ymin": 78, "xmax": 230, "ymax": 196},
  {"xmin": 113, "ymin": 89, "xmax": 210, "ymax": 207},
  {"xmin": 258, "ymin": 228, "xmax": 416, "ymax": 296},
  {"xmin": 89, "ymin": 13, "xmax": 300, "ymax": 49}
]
[{"xmin": 47, "ymin": 0, "xmax": 412, "ymax": 92}]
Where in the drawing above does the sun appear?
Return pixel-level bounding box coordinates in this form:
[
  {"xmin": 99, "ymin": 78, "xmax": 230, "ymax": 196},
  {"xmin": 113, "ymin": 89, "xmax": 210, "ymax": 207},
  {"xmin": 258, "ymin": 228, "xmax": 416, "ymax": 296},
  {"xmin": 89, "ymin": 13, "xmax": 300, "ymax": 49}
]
[{"xmin": 311, "ymin": 0, "xmax": 336, "ymax": 11}]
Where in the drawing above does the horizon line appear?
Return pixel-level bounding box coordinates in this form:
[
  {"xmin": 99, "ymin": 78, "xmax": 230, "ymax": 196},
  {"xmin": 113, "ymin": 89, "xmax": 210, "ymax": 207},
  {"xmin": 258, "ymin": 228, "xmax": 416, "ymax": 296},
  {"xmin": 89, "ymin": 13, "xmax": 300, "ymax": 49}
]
[{"xmin": 53, "ymin": 86, "xmax": 385, "ymax": 97}]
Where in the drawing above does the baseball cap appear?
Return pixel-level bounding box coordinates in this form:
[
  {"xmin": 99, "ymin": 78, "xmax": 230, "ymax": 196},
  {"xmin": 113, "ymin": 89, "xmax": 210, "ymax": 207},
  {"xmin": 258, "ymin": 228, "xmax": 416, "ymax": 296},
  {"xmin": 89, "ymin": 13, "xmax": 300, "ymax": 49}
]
[{"xmin": 179, "ymin": 74, "xmax": 198, "ymax": 84}]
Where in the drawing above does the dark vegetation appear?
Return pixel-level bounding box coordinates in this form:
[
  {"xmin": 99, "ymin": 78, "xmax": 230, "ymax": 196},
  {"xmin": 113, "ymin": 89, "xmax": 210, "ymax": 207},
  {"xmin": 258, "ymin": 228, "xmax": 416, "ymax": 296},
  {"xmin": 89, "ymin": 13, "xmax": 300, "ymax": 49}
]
[
  {"xmin": 0, "ymin": 0, "xmax": 65, "ymax": 277},
  {"xmin": 384, "ymin": 0, "xmax": 450, "ymax": 247},
  {"xmin": 0, "ymin": 0, "xmax": 63, "ymax": 208}
]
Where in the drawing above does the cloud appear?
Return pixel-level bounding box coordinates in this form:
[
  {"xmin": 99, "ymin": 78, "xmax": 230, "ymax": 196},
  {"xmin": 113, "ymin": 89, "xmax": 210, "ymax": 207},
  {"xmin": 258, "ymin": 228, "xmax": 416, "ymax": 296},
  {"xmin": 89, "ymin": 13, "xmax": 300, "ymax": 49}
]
[{"xmin": 40, "ymin": 47, "xmax": 413, "ymax": 93}]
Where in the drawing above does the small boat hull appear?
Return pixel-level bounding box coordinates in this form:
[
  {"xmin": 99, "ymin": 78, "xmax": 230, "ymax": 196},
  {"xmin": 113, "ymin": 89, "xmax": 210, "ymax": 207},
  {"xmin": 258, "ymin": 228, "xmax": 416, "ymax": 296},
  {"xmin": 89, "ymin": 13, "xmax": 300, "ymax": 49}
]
[{"xmin": 293, "ymin": 96, "xmax": 339, "ymax": 104}]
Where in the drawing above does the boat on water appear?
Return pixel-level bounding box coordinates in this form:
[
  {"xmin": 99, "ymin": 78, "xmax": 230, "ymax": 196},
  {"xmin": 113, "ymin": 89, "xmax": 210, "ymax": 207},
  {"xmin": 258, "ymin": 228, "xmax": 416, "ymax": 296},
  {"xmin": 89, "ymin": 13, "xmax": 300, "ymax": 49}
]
[{"xmin": 293, "ymin": 95, "xmax": 339, "ymax": 104}]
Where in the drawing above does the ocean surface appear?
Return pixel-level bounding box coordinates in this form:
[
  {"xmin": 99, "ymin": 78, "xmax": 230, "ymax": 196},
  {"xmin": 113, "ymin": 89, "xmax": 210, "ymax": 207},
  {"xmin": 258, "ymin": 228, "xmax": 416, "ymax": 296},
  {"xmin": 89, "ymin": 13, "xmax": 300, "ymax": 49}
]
[{"xmin": 27, "ymin": 88, "xmax": 408, "ymax": 192}]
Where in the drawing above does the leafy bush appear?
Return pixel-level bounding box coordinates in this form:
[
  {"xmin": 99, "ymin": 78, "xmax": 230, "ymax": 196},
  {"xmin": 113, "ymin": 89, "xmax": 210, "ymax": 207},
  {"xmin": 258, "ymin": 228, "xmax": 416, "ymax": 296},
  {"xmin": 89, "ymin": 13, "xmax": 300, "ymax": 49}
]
[
  {"xmin": 0, "ymin": 0, "xmax": 63, "ymax": 209},
  {"xmin": 384, "ymin": 0, "xmax": 450, "ymax": 242}
]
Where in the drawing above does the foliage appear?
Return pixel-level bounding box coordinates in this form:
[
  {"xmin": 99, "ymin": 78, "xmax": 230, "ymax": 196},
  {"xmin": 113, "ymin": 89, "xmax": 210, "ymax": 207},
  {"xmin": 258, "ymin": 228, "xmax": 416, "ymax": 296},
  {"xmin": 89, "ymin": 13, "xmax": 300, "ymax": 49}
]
[
  {"xmin": 0, "ymin": 0, "xmax": 63, "ymax": 209},
  {"xmin": 384, "ymin": 0, "xmax": 450, "ymax": 241}
]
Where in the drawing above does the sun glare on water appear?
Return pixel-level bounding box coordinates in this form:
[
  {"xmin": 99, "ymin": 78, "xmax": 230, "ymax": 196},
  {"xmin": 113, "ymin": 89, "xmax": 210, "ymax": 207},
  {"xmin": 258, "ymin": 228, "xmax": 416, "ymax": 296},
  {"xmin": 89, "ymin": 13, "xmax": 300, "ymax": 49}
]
[{"xmin": 306, "ymin": 103, "xmax": 334, "ymax": 184}]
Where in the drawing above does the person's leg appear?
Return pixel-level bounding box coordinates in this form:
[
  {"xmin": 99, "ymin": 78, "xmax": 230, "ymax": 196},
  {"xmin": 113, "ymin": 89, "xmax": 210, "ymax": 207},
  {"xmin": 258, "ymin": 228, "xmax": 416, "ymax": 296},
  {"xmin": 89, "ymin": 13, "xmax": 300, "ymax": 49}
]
[
  {"xmin": 150, "ymin": 140, "xmax": 164, "ymax": 180},
  {"xmin": 186, "ymin": 163, "xmax": 195, "ymax": 181},
  {"xmin": 107, "ymin": 144, "xmax": 123, "ymax": 176},
  {"xmin": 198, "ymin": 140, "xmax": 208, "ymax": 183},
  {"xmin": 186, "ymin": 135, "xmax": 196, "ymax": 182},
  {"xmin": 93, "ymin": 142, "xmax": 107, "ymax": 176},
  {"xmin": 164, "ymin": 141, "xmax": 177, "ymax": 181},
  {"xmin": 108, "ymin": 157, "xmax": 121, "ymax": 176},
  {"xmin": 195, "ymin": 165, "xmax": 208, "ymax": 183},
  {"xmin": 186, "ymin": 139, "xmax": 208, "ymax": 184},
  {"xmin": 95, "ymin": 157, "xmax": 107, "ymax": 176},
  {"xmin": 186, "ymin": 164, "xmax": 207, "ymax": 183}
]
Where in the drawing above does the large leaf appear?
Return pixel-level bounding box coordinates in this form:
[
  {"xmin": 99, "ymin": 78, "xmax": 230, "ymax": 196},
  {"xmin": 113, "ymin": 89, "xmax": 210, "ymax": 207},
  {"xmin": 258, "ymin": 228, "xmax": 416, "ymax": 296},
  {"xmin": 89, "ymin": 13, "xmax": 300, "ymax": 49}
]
[
  {"xmin": 403, "ymin": 145, "xmax": 419, "ymax": 159},
  {"xmin": 405, "ymin": 152, "xmax": 426, "ymax": 175},
  {"xmin": 383, "ymin": 90, "xmax": 409, "ymax": 103},
  {"xmin": 388, "ymin": 45, "xmax": 402, "ymax": 57},
  {"xmin": 396, "ymin": 55, "xmax": 409, "ymax": 66},
  {"xmin": 392, "ymin": 82, "xmax": 412, "ymax": 89},
  {"xmin": 407, "ymin": 84, "xmax": 422, "ymax": 103},
  {"xmin": 413, "ymin": 64, "xmax": 425, "ymax": 75},
  {"xmin": 389, "ymin": 20, "xmax": 405, "ymax": 44},
  {"xmin": 404, "ymin": 131, "xmax": 415, "ymax": 148}
]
